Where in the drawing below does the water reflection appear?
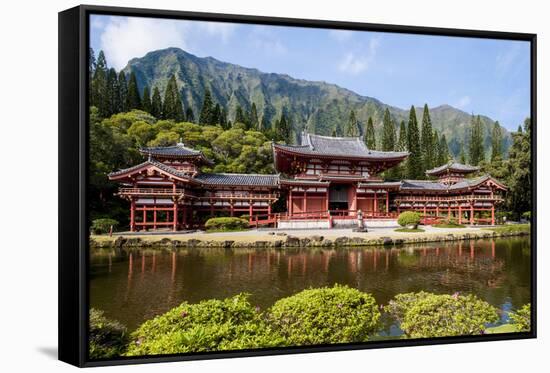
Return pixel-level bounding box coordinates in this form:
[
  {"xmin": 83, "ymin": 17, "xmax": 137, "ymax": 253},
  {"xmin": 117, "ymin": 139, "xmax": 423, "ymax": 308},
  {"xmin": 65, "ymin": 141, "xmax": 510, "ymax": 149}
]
[{"xmin": 90, "ymin": 237, "xmax": 531, "ymax": 332}]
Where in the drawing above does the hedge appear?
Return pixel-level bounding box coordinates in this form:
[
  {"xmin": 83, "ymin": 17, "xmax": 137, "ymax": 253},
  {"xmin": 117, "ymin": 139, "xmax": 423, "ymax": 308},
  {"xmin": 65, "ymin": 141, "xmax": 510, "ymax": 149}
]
[
  {"xmin": 91, "ymin": 218, "xmax": 119, "ymax": 235},
  {"xmin": 125, "ymin": 294, "xmax": 285, "ymax": 356},
  {"xmin": 509, "ymin": 303, "xmax": 531, "ymax": 332},
  {"xmin": 397, "ymin": 211, "xmax": 421, "ymax": 227},
  {"xmin": 204, "ymin": 217, "xmax": 249, "ymax": 231},
  {"xmin": 387, "ymin": 292, "xmax": 498, "ymax": 338},
  {"xmin": 268, "ymin": 285, "xmax": 380, "ymax": 345},
  {"xmin": 89, "ymin": 308, "xmax": 128, "ymax": 359}
]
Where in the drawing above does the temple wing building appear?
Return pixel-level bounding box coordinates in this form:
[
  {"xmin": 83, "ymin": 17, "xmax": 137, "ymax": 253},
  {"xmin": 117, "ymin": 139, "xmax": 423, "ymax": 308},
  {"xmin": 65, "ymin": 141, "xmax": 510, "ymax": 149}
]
[{"xmin": 109, "ymin": 133, "xmax": 506, "ymax": 231}]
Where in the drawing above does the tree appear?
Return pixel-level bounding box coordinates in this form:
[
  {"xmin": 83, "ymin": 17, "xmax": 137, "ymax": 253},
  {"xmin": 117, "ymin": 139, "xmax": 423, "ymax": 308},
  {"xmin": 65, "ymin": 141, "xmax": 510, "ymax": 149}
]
[
  {"xmin": 438, "ymin": 134, "xmax": 451, "ymax": 166},
  {"xmin": 150, "ymin": 87, "xmax": 162, "ymax": 118},
  {"xmin": 219, "ymin": 108, "xmax": 229, "ymax": 130},
  {"xmin": 276, "ymin": 112, "xmax": 291, "ymax": 143},
  {"xmin": 106, "ymin": 68, "xmax": 120, "ymax": 116},
  {"xmin": 118, "ymin": 71, "xmax": 128, "ymax": 113},
  {"xmin": 331, "ymin": 128, "xmax": 337, "ymax": 137},
  {"xmin": 199, "ymin": 88, "xmax": 214, "ymax": 125},
  {"xmin": 365, "ymin": 117, "xmax": 376, "ymax": 149},
  {"xmin": 468, "ymin": 115, "xmax": 485, "ymax": 165},
  {"xmin": 91, "ymin": 50, "xmax": 109, "ymax": 117},
  {"xmin": 249, "ymin": 103, "xmax": 259, "ymax": 130},
  {"xmin": 89, "ymin": 48, "xmax": 96, "ymax": 98},
  {"xmin": 406, "ymin": 106, "xmax": 423, "ymax": 179},
  {"xmin": 162, "ymin": 74, "xmax": 184, "ymax": 121},
  {"xmin": 141, "ymin": 86, "xmax": 152, "ymax": 114},
  {"xmin": 234, "ymin": 105, "xmax": 247, "ymax": 125},
  {"xmin": 505, "ymin": 118, "xmax": 531, "ymax": 218},
  {"xmin": 126, "ymin": 72, "xmax": 141, "ymax": 110},
  {"xmin": 491, "ymin": 121, "xmax": 503, "ymax": 161},
  {"xmin": 420, "ymin": 104, "xmax": 434, "ymax": 170},
  {"xmin": 381, "ymin": 108, "xmax": 396, "ymax": 151},
  {"xmin": 345, "ymin": 110, "xmax": 360, "ymax": 137},
  {"xmin": 185, "ymin": 107, "xmax": 195, "ymax": 123},
  {"xmin": 396, "ymin": 120, "xmax": 407, "ymax": 151},
  {"xmin": 459, "ymin": 141, "xmax": 467, "ymax": 164}
]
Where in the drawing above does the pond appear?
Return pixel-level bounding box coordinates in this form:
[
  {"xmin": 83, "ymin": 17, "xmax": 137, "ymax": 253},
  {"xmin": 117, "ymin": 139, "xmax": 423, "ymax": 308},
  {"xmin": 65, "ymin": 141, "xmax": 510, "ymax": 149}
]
[{"xmin": 90, "ymin": 237, "xmax": 531, "ymax": 333}]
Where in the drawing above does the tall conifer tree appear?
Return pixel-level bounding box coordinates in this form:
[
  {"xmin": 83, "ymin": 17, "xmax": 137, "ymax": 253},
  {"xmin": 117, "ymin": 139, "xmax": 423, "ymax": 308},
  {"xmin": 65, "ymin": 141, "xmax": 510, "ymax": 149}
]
[
  {"xmin": 345, "ymin": 110, "xmax": 360, "ymax": 136},
  {"xmin": 491, "ymin": 121, "xmax": 503, "ymax": 161},
  {"xmin": 141, "ymin": 86, "xmax": 152, "ymax": 114},
  {"xmin": 406, "ymin": 106, "xmax": 423, "ymax": 179},
  {"xmin": 185, "ymin": 107, "xmax": 195, "ymax": 123},
  {"xmin": 199, "ymin": 88, "xmax": 214, "ymax": 124},
  {"xmin": 396, "ymin": 120, "xmax": 407, "ymax": 151},
  {"xmin": 162, "ymin": 75, "xmax": 184, "ymax": 121},
  {"xmin": 151, "ymin": 87, "xmax": 162, "ymax": 118},
  {"xmin": 420, "ymin": 104, "xmax": 434, "ymax": 170},
  {"xmin": 91, "ymin": 50, "xmax": 109, "ymax": 116},
  {"xmin": 118, "ymin": 71, "xmax": 128, "ymax": 113},
  {"xmin": 438, "ymin": 134, "xmax": 450, "ymax": 165},
  {"xmin": 235, "ymin": 105, "xmax": 246, "ymax": 125},
  {"xmin": 249, "ymin": 103, "xmax": 259, "ymax": 130},
  {"xmin": 126, "ymin": 72, "xmax": 141, "ymax": 110},
  {"xmin": 106, "ymin": 68, "xmax": 120, "ymax": 116},
  {"xmin": 468, "ymin": 115, "xmax": 485, "ymax": 165},
  {"xmin": 365, "ymin": 117, "xmax": 376, "ymax": 149},
  {"xmin": 381, "ymin": 108, "xmax": 396, "ymax": 151}
]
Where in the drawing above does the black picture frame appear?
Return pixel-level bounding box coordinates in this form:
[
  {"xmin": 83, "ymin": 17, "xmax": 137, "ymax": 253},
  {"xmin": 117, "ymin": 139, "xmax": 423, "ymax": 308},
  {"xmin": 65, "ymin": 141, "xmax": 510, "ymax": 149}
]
[{"xmin": 58, "ymin": 4, "xmax": 537, "ymax": 367}]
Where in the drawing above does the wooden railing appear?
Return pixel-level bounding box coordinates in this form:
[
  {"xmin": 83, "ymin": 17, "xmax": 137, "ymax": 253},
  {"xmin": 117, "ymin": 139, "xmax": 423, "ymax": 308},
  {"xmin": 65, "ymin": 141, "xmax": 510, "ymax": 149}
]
[
  {"xmin": 118, "ymin": 187, "xmax": 186, "ymax": 196},
  {"xmin": 394, "ymin": 195, "xmax": 503, "ymax": 203},
  {"xmin": 118, "ymin": 188, "xmax": 275, "ymax": 201}
]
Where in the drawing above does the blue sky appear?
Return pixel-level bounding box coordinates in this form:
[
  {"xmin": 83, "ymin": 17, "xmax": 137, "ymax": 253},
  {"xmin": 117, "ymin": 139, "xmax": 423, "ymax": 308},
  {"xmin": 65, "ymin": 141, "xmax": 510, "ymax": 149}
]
[{"xmin": 90, "ymin": 15, "xmax": 531, "ymax": 130}]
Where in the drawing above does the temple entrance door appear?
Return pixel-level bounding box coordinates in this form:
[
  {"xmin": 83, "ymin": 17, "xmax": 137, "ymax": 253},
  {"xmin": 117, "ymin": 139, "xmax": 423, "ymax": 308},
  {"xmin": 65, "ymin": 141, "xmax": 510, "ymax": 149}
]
[{"xmin": 329, "ymin": 185, "xmax": 349, "ymax": 212}]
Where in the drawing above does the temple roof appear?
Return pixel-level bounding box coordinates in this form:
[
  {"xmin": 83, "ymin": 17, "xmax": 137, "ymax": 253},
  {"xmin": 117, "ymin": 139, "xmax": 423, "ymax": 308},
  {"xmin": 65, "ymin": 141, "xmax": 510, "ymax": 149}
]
[
  {"xmin": 274, "ymin": 133, "xmax": 409, "ymax": 160},
  {"xmin": 400, "ymin": 180, "xmax": 448, "ymax": 191},
  {"xmin": 139, "ymin": 143, "xmax": 213, "ymax": 165},
  {"xmin": 398, "ymin": 175, "xmax": 507, "ymax": 192},
  {"xmin": 426, "ymin": 162, "xmax": 480, "ymax": 176},
  {"xmin": 108, "ymin": 159, "xmax": 199, "ymax": 183},
  {"xmin": 194, "ymin": 173, "xmax": 280, "ymax": 187}
]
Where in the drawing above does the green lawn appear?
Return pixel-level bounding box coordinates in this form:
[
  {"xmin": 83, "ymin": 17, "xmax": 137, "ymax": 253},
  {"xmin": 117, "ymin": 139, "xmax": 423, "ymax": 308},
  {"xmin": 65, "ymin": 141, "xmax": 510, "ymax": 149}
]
[
  {"xmin": 395, "ymin": 228, "xmax": 425, "ymax": 233},
  {"xmin": 432, "ymin": 223, "xmax": 466, "ymax": 228},
  {"xmin": 484, "ymin": 224, "xmax": 531, "ymax": 234},
  {"xmin": 485, "ymin": 324, "xmax": 518, "ymax": 334}
]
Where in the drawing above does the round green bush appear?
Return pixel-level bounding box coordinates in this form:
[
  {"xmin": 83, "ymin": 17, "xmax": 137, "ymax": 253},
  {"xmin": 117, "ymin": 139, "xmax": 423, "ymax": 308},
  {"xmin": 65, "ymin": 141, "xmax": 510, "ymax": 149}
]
[
  {"xmin": 89, "ymin": 308, "xmax": 128, "ymax": 359},
  {"xmin": 397, "ymin": 211, "xmax": 421, "ymax": 227},
  {"xmin": 204, "ymin": 217, "xmax": 249, "ymax": 231},
  {"xmin": 268, "ymin": 285, "xmax": 380, "ymax": 345},
  {"xmin": 387, "ymin": 292, "xmax": 498, "ymax": 338},
  {"xmin": 509, "ymin": 303, "xmax": 531, "ymax": 332},
  {"xmin": 91, "ymin": 218, "xmax": 119, "ymax": 235},
  {"xmin": 125, "ymin": 294, "xmax": 284, "ymax": 356}
]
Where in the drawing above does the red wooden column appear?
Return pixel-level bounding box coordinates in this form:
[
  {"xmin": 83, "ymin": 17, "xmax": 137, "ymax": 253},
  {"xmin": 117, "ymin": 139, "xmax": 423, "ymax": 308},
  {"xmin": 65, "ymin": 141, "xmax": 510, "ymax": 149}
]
[
  {"xmin": 325, "ymin": 187, "xmax": 329, "ymax": 211},
  {"xmin": 289, "ymin": 189, "xmax": 293, "ymax": 217},
  {"xmin": 153, "ymin": 206, "xmax": 157, "ymax": 230},
  {"xmin": 303, "ymin": 189, "xmax": 307, "ymax": 213},
  {"xmin": 458, "ymin": 205, "xmax": 462, "ymax": 224},
  {"xmin": 373, "ymin": 191, "xmax": 378, "ymax": 215},
  {"xmin": 385, "ymin": 191, "xmax": 389, "ymax": 214},
  {"xmin": 249, "ymin": 199, "xmax": 253, "ymax": 217},
  {"xmin": 470, "ymin": 203, "xmax": 474, "ymax": 225},
  {"xmin": 142, "ymin": 207, "xmax": 146, "ymax": 230},
  {"xmin": 173, "ymin": 201, "xmax": 178, "ymax": 231},
  {"xmin": 491, "ymin": 204, "xmax": 495, "ymax": 225},
  {"xmin": 130, "ymin": 198, "xmax": 136, "ymax": 232}
]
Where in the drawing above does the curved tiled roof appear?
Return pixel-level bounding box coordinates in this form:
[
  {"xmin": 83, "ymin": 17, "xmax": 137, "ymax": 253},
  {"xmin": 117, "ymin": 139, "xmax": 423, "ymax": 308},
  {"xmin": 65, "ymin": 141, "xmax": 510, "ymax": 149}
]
[
  {"xmin": 400, "ymin": 180, "xmax": 448, "ymax": 191},
  {"xmin": 139, "ymin": 143, "xmax": 213, "ymax": 164},
  {"xmin": 108, "ymin": 159, "xmax": 197, "ymax": 182},
  {"xmin": 274, "ymin": 133, "xmax": 409, "ymax": 159},
  {"xmin": 195, "ymin": 173, "xmax": 280, "ymax": 187},
  {"xmin": 426, "ymin": 162, "xmax": 480, "ymax": 176}
]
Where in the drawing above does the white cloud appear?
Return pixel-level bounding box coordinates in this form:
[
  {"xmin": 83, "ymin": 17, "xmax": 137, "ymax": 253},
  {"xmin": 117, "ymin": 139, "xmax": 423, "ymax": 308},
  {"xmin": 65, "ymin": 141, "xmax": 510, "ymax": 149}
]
[
  {"xmin": 97, "ymin": 17, "xmax": 238, "ymax": 70},
  {"xmin": 329, "ymin": 30, "xmax": 354, "ymax": 42},
  {"xmin": 100, "ymin": 17, "xmax": 188, "ymax": 70},
  {"xmin": 455, "ymin": 95, "xmax": 471, "ymax": 109},
  {"xmin": 338, "ymin": 38, "xmax": 380, "ymax": 75},
  {"xmin": 248, "ymin": 26, "xmax": 287, "ymax": 56}
]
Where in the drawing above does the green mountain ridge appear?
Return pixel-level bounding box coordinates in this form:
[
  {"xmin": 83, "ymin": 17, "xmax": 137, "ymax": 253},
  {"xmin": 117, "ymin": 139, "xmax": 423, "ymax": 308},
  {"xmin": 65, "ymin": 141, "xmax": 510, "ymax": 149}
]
[{"xmin": 123, "ymin": 47, "xmax": 511, "ymax": 157}]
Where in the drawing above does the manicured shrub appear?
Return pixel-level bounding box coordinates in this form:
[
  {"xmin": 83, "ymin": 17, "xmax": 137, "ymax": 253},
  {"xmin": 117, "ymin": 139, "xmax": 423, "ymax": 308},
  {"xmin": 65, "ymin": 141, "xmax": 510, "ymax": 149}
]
[
  {"xmin": 89, "ymin": 308, "xmax": 128, "ymax": 359},
  {"xmin": 125, "ymin": 294, "xmax": 284, "ymax": 356},
  {"xmin": 91, "ymin": 218, "xmax": 119, "ymax": 235},
  {"xmin": 204, "ymin": 217, "xmax": 249, "ymax": 231},
  {"xmin": 509, "ymin": 303, "xmax": 531, "ymax": 332},
  {"xmin": 268, "ymin": 285, "xmax": 380, "ymax": 345},
  {"xmin": 397, "ymin": 211, "xmax": 421, "ymax": 227},
  {"xmin": 387, "ymin": 292, "xmax": 498, "ymax": 338}
]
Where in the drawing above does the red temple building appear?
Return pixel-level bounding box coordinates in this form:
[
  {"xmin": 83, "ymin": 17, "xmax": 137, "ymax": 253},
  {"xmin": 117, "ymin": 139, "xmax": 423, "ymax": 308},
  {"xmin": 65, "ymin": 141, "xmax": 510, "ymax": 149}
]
[{"xmin": 109, "ymin": 132, "xmax": 507, "ymax": 231}]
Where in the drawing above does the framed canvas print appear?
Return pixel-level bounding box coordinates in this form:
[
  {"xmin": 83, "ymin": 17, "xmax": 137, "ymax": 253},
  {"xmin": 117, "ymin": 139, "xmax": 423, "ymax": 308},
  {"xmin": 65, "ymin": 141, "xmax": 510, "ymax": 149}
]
[{"xmin": 58, "ymin": 4, "xmax": 536, "ymax": 367}]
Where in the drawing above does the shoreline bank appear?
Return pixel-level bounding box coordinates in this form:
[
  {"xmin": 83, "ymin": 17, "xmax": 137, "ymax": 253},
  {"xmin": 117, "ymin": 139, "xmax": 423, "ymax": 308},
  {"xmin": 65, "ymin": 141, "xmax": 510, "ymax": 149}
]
[{"xmin": 90, "ymin": 225, "xmax": 530, "ymax": 250}]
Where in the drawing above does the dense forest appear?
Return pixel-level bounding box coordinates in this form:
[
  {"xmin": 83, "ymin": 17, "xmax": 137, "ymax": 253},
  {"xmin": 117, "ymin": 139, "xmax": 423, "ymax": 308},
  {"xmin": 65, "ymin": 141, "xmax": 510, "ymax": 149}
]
[{"xmin": 89, "ymin": 49, "xmax": 531, "ymax": 225}]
